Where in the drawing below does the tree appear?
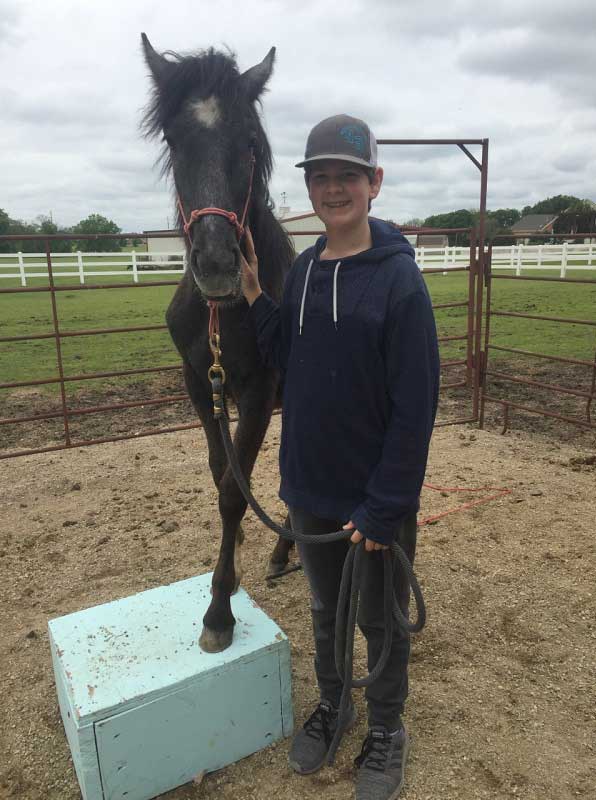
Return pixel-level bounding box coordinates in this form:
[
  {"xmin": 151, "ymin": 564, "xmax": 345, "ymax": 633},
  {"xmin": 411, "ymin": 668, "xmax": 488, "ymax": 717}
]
[
  {"xmin": 6, "ymin": 216, "xmax": 39, "ymax": 253},
  {"xmin": 402, "ymin": 217, "xmax": 424, "ymax": 228},
  {"xmin": 489, "ymin": 208, "xmax": 521, "ymax": 229},
  {"xmin": 522, "ymin": 195, "xmax": 582, "ymax": 216},
  {"xmin": 553, "ymin": 200, "xmax": 596, "ymax": 236},
  {"xmin": 0, "ymin": 208, "xmax": 11, "ymax": 253},
  {"xmin": 35, "ymin": 215, "xmax": 72, "ymax": 253},
  {"xmin": 423, "ymin": 209, "xmax": 476, "ymax": 245},
  {"xmin": 72, "ymin": 214, "xmax": 124, "ymax": 252}
]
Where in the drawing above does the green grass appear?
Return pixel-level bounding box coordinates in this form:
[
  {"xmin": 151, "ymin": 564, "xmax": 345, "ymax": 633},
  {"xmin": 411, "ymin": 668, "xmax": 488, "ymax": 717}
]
[
  {"xmin": 0, "ymin": 274, "xmax": 179, "ymax": 390},
  {"xmin": 1, "ymin": 268, "xmax": 595, "ymax": 394}
]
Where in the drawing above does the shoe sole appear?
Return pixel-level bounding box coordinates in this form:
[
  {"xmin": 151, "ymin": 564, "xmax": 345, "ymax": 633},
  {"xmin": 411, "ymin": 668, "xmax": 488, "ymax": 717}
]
[{"xmin": 288, "ymin": 709, "xmax": 357, "ymax": 775}]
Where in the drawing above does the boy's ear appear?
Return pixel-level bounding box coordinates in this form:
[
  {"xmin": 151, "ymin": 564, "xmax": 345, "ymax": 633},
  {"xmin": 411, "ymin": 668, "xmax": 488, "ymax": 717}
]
[{"xmin": 369, "ymin": 167, "xmax": 384, "ymax": 200}]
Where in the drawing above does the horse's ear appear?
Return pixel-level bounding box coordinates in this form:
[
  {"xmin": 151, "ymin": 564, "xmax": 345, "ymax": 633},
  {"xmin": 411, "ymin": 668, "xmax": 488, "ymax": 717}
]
[
  {"xmin": 240, "ymin": 47, "xmax": 276, "ymax": 101},
  {"xmin": 141, "ymin": 33, "xmax": 172, "ymax": 86}
]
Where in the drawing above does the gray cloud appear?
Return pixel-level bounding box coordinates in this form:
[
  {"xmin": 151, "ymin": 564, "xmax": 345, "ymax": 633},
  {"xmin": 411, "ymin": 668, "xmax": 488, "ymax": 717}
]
[{"xmin": 1, "ymin": 0, "xmax": 595, "ymax": 233}]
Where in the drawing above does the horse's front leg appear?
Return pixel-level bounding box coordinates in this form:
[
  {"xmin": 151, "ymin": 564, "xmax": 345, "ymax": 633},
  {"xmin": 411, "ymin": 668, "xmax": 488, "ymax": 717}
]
[{"xmin": 200, "ymin": 376, "xmax": 276, "ymax": 653}]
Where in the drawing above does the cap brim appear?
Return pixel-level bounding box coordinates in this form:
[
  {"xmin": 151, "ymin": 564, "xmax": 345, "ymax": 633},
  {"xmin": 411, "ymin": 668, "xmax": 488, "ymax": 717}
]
[{"xmin": 295, "ymin": 153, "xmax": 375, "ymax": 169}]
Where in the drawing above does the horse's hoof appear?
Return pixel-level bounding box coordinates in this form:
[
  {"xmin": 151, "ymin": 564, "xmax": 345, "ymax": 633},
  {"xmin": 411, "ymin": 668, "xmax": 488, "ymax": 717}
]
[
  {"xmin": 199, "ymin": 625, "xmax": 234, "ymax": 653},
  {"xmin": 267, "ymin": 560, "xmax": 288, "ymax": 578}
]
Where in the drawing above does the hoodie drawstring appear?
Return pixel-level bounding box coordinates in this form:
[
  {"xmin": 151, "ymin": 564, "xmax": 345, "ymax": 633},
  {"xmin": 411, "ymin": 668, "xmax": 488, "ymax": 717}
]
[
  {"xmin": 332, "ymin": 261, "xmax": 341, "ymax": 330},
  {"xmin": 299, "ymin": 259, "xmax": 342, "ymax": 335},
  {"xmin": 299, "ymin": 259, "xmax": 313, "ymax": 335}
]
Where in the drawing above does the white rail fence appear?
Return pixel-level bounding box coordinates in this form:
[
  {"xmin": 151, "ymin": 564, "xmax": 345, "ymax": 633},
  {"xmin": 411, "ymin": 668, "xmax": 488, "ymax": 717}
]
[{"xmin": 1, "ymin": 243, "xmax": 594, "ymax": 286}]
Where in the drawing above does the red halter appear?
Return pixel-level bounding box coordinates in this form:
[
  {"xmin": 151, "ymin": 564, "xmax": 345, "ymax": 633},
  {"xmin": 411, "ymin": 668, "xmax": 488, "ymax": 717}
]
[
  {"xmin": 176, "ymin": 150, "xmax": 256, "ymax": 246},
  {"xmin": 176, "ymin": 150, "xmax": 256, "ymax": 340}
]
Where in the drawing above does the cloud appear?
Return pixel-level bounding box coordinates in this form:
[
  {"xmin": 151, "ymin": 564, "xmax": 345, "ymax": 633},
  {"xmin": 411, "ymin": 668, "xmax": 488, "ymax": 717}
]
[
  {"xmin": 1, "ymin": 0, "xmax": 595, "ymax": 233},
  {"xmin": 0, "ymin": 0, "xmax": 22, "ymax": 46}
]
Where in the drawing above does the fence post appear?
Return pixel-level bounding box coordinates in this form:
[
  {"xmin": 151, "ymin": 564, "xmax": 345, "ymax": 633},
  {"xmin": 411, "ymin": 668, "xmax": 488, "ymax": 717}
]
[
  {"xmin": 419, "ymin": 246, "xmax": 425, "ymax": 269},
  {"xmin": 510, "ymin": 244, "xmax": 515, "ymax": 270},
  {"xmin": 77, "ymin": 251, "xmax": 85, "ymax": 285},
  {"xmin": 516, "ymin": 243, "xmax": 523, "ymax": 276},
  {"xmin": 443, "ymin": 244, "xmax": 449, "ymax": 275},
  {"xmin": 561, "ymin": 241, "xmax": 568, "ymax": 278},
  {"xmin": 132, "ymin": 249, "xmax": 139, "ymax": 283},
  {"xmin": 537, "ymin": 244, "xmax": 543, "ymax": 270},
  {"xmin": 17, "ymin": 251, "xmax": 26, "ymax": 287},
  {"xmin": 588, "ymin": 240, "xmax": 593, "ymax": 266}
]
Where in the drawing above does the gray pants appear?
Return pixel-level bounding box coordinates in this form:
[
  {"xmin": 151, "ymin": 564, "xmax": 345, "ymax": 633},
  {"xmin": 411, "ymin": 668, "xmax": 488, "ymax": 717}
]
[{"xmin": 289, "ymin": 507, "xmax": 417, "ymax": 731}]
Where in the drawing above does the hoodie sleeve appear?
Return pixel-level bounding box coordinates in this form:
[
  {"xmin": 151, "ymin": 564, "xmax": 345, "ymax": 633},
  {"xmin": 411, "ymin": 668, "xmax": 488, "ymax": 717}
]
[
  {"xmin": 247, "ymin": 259, "xmax": 299, "ymax": 372},
  {"xmin": 349, "ymin": 287, "xmax": 440, "ymax": 545}
]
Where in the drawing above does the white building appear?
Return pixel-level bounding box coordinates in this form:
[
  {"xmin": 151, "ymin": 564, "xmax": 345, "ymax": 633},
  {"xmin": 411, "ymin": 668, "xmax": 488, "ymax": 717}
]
[
  {"xmin": 143, "ymin": 229, "xmax": 185, "ymax": 259},
  {"xmin": 278, "ymin": 211, "xmax": 325, "ymax": 253}
]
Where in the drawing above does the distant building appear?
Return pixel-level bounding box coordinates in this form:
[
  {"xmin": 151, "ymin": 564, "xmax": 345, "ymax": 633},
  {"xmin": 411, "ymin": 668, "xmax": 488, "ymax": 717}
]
[
  {"xmin": 143, "ymin": 230, "xmax": 185, "ymax": 258},
  {"xmin": 416, "ymin": 233, "xmax": 449, "ymax": 248},
  {"xmin": 510, "ymin": 214, "xmax": 558, "ymax": 243},
  {"xmin": 279, "ymin": 211, "xmax": 325, "ymax": 253}
]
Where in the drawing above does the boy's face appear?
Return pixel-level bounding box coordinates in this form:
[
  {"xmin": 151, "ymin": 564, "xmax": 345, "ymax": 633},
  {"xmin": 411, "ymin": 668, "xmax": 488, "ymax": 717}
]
[{"xmin": 306, "ymin": 159, "xmax": 383, "ymax": 232}]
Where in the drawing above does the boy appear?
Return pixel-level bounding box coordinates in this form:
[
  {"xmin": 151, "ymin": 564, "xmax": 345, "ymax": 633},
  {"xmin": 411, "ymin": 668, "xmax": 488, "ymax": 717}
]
[{"xmin": 240, "ymin": 114, "xmax": 440, "ymax": 799}]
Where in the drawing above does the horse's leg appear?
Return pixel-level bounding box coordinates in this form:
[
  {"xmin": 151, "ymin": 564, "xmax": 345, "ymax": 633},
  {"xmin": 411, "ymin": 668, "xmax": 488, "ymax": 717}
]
[
  {"xmin": 183, "ymin": 361, "xmax": 227, "ymax": 489},
  {"xmin": 200, "ymin": 376, "xmax": 277, "ymax": 653},
  {"xmin": 268, "ymin": 515, "xmax": 295, "ymax": 576}
]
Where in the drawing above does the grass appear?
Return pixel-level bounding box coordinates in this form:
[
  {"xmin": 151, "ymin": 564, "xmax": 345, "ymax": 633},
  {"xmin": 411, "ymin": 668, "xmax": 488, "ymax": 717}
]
[{"xmin": 1, "ymin": 268, "xmax": 595, "ymax": 395}]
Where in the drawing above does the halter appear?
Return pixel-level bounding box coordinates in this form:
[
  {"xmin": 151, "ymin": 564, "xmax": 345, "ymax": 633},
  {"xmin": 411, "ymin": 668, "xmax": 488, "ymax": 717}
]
[
  {"xmin": 177, "ymin": 149, "xmax": 256, "ymax": 378},
  {"xmin": 176, "ymin": 149, "xmax": 256, "ymax": 246}
]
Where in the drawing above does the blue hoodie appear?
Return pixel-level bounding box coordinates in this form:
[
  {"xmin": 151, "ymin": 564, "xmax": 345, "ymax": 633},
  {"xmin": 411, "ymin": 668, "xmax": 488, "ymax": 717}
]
[{"xmin": 248, "ymin": 217, "xmax": 440, "ymax": 545}]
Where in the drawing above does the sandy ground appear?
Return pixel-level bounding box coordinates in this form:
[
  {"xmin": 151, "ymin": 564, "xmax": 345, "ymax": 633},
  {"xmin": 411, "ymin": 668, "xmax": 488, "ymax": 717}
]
[{"xmin": 1, "ymin": 416, "xmax": 595, "ymax": 800}]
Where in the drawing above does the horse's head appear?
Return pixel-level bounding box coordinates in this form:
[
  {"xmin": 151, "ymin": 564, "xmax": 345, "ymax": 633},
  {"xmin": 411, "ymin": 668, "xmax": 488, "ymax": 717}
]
[{"xmin": 141, "ymin": 34, "xmax": 275, "ymax": 301}]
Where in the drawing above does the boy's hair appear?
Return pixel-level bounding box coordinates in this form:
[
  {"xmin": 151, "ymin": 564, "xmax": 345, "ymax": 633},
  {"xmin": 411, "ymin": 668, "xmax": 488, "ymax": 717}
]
[{"xmin": 304, "ymin": 164, "xmax": 377, "ymax": 211}]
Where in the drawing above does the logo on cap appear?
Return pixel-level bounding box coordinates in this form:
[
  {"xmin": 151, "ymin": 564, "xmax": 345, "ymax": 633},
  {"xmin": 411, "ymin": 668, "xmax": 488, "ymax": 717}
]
[{"xmin": 339, "ymin": 125, "xmax": 366, "ymax": 154}]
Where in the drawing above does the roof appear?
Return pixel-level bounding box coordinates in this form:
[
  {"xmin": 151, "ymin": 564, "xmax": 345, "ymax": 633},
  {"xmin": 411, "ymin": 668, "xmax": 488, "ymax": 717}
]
[
  {"xmin": 417, "ymin": 234, "xmax": 449, "ymax": 246},
  {"xmin": 511, "ymin": 215, "xmax": 558, "ymax": 232}
]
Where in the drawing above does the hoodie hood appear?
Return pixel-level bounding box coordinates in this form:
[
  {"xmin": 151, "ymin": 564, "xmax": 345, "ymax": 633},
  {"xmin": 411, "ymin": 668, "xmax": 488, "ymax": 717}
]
[
  {"xmin": 298, "ymin": 217, "xmax": 416, "ymax": 334},
  {"xmin": 313, "ymin": 217, "xmax": 415, "ymax": 265}
]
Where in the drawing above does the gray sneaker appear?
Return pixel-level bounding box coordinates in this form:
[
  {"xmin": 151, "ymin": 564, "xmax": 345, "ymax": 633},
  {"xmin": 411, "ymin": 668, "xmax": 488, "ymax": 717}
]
[
  {"xmin": 354, "ymin": 725, "xmax": 410, "ymax": 800},
  {"xmin": 288, "ymin": 700, "xmax": 357, "ymax": 775}
]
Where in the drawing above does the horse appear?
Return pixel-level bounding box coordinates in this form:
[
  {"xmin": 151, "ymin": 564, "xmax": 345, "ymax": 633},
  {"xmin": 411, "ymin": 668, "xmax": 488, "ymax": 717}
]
[{"xmin": 141, "ymin": 34, "xmax": 295, "ymax": 653}]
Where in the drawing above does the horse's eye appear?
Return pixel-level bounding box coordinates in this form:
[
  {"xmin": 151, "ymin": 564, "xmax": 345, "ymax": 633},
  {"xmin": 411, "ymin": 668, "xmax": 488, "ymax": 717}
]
[
  {"xmin": 163, "ymin": 134, "xmax": 175, "ymax": 151},
  {"xmin": 248, "ymin": 134, "xmax": 257, "ymax": 149}
]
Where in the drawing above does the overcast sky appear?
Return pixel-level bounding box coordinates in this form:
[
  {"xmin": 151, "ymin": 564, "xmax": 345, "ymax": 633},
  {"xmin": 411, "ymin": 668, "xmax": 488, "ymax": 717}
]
[{"xmin": 2, "ymin": 0, "xmax": 595, "ymax": 232}]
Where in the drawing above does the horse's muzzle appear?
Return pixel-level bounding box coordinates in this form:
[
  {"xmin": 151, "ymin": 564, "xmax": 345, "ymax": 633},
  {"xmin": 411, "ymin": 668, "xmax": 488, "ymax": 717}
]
[{"xmin": 190, "ymin": 242, "xmax": 241, "ymax": 300}]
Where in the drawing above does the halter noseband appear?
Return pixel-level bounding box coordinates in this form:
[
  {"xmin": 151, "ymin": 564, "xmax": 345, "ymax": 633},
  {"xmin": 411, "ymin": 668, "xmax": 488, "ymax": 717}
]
[{"xmin": 177, "ymin": 150, "xmax": 256, "ymax": 246}]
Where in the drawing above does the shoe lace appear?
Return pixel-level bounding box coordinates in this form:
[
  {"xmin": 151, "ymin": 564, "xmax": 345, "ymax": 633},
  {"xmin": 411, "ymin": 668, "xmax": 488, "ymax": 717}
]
[
  {"xmin": 354, "ymin": 730, "xmax": 391, "ymax": 771},
  {"xmin": 303, "ymin": 702, "xmax": 336, "ymax": 746}
]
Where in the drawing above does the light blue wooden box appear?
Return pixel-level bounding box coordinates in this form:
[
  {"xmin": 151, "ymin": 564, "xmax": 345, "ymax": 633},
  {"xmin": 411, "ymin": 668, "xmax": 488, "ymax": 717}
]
[{"xmin": 48, "ymin": 573, "xmax": 293, "ymax": 800}]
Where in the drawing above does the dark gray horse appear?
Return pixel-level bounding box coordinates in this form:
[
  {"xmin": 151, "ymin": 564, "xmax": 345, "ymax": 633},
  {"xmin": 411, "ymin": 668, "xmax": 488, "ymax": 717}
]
[{"xmin": 141, "ymin": 34, "xmax": 295, "ymax": 652}]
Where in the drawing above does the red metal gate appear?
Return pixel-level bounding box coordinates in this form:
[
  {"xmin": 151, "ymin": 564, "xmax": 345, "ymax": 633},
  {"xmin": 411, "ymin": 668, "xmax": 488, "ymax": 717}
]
[
  {"xmin": 1, "ymin": 137, "xmax": 490, "ymax": 459},
  {"xmin": 479, "ymin": 232, "xmax": 596, "ymax": 434}
]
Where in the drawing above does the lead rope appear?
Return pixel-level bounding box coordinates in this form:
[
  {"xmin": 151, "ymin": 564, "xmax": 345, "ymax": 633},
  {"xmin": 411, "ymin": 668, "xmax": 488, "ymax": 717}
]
[{"xmin": 206, "ymin": 315, "xmax": 426, "ymax": 765}]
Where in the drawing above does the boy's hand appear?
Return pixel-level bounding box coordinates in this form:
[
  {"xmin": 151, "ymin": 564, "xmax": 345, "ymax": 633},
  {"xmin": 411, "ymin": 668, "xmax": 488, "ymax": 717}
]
[
  {"xmin": 343, "ymin": 521, "xmax": 389, "ymax": 551},
  {"xmin": 240, "ymin": 227, "xmax": 262, "ymax": 306}
]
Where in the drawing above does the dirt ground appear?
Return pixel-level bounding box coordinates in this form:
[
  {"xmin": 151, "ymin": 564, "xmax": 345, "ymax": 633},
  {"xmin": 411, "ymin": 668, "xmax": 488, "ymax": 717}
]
[{"xmin": 1, "ymin": 413, "xmax": 595, "ymax": 800}]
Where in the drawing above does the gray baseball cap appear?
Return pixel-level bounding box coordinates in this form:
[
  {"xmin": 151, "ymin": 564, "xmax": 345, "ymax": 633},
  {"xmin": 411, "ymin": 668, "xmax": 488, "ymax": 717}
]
[{"xmin": 295, "ymin": 114, "xmax": 378, "ymax": 169}]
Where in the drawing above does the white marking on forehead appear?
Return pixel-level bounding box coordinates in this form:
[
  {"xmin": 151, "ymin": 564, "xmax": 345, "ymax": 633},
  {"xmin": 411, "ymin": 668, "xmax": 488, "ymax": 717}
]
[{"xmin": 190, "ymin": 96, "xmax": 221, "ymax": 128}]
